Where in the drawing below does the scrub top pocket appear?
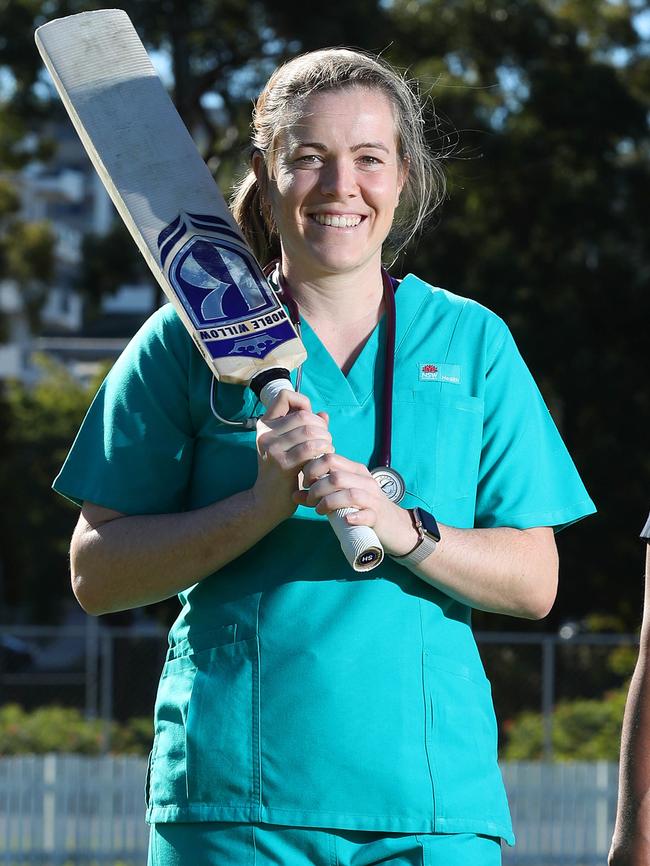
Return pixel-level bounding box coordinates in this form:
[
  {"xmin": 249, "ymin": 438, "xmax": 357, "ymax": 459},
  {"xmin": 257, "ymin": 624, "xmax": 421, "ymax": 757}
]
[
  {"xmin": 149, "ymin": 653, "xmax": 196, "ymax": 810},
  {"xmin": 393, "ymin": 391, "xmax": 484, "ymax": 509},
  {"xmin": 433, "ymin": 394, "xmax": 484, "ymax": 502},
  {"xmin": 423, "ymin": 653, "xmax": 511, "ymax": 836},
  {"xmin": 185, "ymin": 636, "xmax": 259, "ymax": 807},
  {"xmin": 148, "ymin": 630, "xmax": 260, "ymax": 820}
]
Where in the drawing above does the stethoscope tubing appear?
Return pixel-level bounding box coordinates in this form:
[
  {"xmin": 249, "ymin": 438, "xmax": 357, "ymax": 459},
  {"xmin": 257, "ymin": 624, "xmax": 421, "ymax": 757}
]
[
  {"xmin": 208, "ymin": 264, "xmax": 398, "ymax": 474},
  {"xmin": 270, "ymin": 262, "xmax": 397, "ymax": 471}
]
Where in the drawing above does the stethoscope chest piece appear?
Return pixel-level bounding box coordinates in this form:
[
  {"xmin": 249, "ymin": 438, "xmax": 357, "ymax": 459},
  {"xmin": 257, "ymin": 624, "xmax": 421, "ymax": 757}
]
[{"xmin": 370, "ymin": 466, "xmax": 406, "ymax": 504}]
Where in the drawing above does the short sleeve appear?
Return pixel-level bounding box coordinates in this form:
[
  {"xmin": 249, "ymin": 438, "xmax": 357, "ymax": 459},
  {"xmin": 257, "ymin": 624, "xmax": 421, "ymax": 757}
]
[
  {"xmin": 474, "ymin": 320, "xmax": 595, "ymax": 531},
  {"xmin": 53, "ymin": 305, "xmax": 195, "ymax": 514}
]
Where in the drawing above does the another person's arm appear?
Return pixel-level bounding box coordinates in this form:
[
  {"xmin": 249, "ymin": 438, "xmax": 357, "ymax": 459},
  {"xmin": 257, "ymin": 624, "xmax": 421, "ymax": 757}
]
[
  {"xmin": 70, "ymin": 392, "xmax": 331, "ymax": 615},
  {"xmin": 609, "ymin": 517, "xmax": 650, "ymax": 866}
]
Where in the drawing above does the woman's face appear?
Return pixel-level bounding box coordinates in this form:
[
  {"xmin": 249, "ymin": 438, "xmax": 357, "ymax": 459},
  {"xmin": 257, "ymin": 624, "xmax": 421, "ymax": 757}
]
[{"xmin": 261, "ymin": 86, "xmax": 406, "ymax": 279}]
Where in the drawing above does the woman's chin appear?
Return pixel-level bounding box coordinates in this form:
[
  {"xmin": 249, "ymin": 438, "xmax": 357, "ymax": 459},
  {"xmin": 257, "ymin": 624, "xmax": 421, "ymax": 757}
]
[{"xmin": 295, "ymin": 243, "xmax": 380, "ymax": 278}]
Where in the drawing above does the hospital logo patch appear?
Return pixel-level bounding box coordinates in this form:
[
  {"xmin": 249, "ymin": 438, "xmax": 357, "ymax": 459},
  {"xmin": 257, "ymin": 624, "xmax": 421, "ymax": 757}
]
[{"xmin": 419, "ymin": 363, "xmax": 461, "ymax": 384}]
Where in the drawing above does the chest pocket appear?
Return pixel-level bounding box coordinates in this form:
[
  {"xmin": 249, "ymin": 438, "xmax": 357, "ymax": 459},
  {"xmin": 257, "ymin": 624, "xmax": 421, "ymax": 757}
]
[{"xmin": 393, "ymin": 390, "xmax": 484, "ymax": 508}]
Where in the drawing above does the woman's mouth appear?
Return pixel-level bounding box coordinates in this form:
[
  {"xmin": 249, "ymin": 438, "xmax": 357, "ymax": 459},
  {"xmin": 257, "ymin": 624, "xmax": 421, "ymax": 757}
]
[{"xmin": 310, "ymin": 214, "xmax": 364, "ymax": 228}]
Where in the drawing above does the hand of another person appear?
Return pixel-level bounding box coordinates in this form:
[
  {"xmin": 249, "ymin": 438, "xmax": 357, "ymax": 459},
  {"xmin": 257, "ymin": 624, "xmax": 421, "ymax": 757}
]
[
  {"xmin": 253, "ymin": 391, "xmax": 333, "ymax": 521},
  {"xmin": 296, "ymin": 453, "xmax": 415, "ymax": 555}
]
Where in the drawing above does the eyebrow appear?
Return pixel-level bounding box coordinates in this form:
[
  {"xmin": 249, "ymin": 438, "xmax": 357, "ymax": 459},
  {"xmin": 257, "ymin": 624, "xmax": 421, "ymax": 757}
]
[{"xmin": 295, "ymin": 140, "xmax": 391, "ymax": 154}]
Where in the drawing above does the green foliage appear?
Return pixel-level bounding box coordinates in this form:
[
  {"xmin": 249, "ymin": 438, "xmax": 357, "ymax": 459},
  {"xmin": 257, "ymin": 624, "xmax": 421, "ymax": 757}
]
[
  {"xmin": 0, "ymin": 357, "xmax": 110, "ymax": 621},
  {"xmin": 0, "ymin": 219, "xmax": 56, "ymax": 330},
  {"xmin": 0, "ymin": 0, "xmax": 647, "ymax": 629},
  {"xmin": 0, "ymin": 169, "xmax": 56, "ymax": 336},
  {"xmin": 503, "ymin": 686, "xmax": 628, "ymax": 760},
  {"xmin": 385, "ymin": 0, "xmax": 650, "ymax": 629},
  {"xmin": 0, "ymin": 703, "xmax": 152, "ymax": 755},
  {"xmin": 0, "ymin": 177, "xmax": 20, "ymax": 215},
  {"xmin": 77, "ymin": 222, "xmax": 151, "ymax": 316},
  {"xmin": 111, "ymin": 715, "xmax": 155, "ymax": 755}
]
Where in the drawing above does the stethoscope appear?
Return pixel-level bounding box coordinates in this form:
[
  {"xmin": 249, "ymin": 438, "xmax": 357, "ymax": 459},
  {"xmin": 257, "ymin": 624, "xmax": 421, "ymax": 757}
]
[{"xmin": 209, "ymin": 263, "xmax": 405, "ymax": 503}]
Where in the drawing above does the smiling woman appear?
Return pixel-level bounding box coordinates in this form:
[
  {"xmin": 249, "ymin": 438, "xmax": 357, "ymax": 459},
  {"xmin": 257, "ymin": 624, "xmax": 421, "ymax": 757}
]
[
  {"xmin": 255, "ymin": 88, "xmax": 405, "ymax": 285},
  {"xmin": 53, "ymin": 47, "xmax": 596, "ymax": 866}
]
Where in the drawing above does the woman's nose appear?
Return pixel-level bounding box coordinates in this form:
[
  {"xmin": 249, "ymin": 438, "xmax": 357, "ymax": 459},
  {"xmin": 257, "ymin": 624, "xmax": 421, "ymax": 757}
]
[{"xmin": 319, "ymin": 158, "xmax": 357, "ymax": 199}]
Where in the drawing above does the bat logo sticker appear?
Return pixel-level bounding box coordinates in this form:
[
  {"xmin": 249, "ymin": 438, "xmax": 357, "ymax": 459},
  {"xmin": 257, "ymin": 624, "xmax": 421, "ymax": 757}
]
[
  {"xmin": 159, "ymin": 213, "xmax": 277, "ymax": 329},
  {"xmin": 229, "ymin": 335, "xmax": 281, "ymax": 356}
]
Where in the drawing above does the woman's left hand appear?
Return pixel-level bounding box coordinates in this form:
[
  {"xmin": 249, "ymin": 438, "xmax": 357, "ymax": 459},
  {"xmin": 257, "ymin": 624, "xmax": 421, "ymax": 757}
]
[{"xmin": 295, "ymin": 453, "xmax": 416, "ymax": 556}]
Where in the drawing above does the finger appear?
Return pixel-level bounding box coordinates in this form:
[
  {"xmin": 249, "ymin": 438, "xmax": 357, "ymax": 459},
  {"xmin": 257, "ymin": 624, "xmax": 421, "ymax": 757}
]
[
  {"xmin": 303, "ymin": 470, "xmax": 365, "ymax": 506},
  {"xmin": 292, "ymin": 489, "xmax": 310, "ymax": 506},
  {"xmin": 301, "ymin": 453, "xmax": 339, "ymax": 486},
  {"xmin": 260, "ymin": 408, "xmax": 329, "ymax": 437},
  {"xmin": 343, "ymin": 508, "xmax": 376, "ymax": 526},
  {"xmin": 259, "ymin": 421, "xmax": 333, "ymax": 462},
  {"xmin": 278, "ymin": 439, "xmax": 335, "ymax": 472},
  {"xmin": 302, "ymin": 455, "xmax": 371, "ymax": 489},
  {"xmin": 314, "ymin": 488, "xmax": 375, "ymax": 516},
  {"xmin": 263, "ymin": 390, "xmax": 312, "ymax": 421}
]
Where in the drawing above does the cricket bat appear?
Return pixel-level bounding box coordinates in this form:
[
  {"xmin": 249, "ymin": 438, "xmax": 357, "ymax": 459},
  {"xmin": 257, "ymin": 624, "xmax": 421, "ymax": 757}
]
[{"xmin": 35, "ymin": 9, "xmax": 384, "ymax": 571}]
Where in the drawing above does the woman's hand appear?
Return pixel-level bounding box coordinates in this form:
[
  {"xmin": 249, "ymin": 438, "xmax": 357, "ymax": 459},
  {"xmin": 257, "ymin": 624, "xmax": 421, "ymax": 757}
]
[
  {"xmin": 295, "ymin": 453, "xmax": 416, "ymax": 556},
  {"xmin": 253, "ymin": 391, "xmax": 333, "ymax": 521}
]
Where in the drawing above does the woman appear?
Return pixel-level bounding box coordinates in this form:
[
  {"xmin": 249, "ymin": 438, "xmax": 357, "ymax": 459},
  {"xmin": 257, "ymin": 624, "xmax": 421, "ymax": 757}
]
[
  {"xmin": 54, "ymin": 49, "xmax": 595, "ymax": 865},
  {"xmin": 609, "ymin": 513, "xmax": 650, "ymax": 866}
]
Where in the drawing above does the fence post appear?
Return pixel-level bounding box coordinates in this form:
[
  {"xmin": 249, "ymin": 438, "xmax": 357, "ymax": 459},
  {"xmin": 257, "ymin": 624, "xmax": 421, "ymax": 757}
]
[
  {"xmin": 42, "ymin": 754, "xmax": 56, "ymax": 855},
  {"xmin": 596, "ymin": 759, "xmax": 611, "ymax": 855},
  {"xmin": 542, "ymin": 636, "xmax": 556, "ymax": 761},
  {"xmin": 100, "ymin": 630, "xmax": 114, "ymax": 753},
  {"xmin": 85, "ymin": 616, "xmax": 100, "ymax": 720}
]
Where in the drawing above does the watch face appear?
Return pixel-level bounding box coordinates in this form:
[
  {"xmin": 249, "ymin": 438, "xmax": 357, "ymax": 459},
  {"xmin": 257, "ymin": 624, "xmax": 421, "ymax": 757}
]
[
  {"xmin": 415, "ymin": 507, "xmax": 441, "ymax": 542},
  {"xmin": 370, "ymin": 467, "xmax": 406, "ymax": 503}
]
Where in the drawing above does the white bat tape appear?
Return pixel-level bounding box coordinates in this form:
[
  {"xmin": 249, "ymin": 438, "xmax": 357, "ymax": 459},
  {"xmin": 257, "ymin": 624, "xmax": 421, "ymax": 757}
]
[
  {"xmin": 258, "ymin": 375, "xmax": 384, "ymax": 572},
  {"xmin": 329, "ymin": 511, "xmax": 384, "ymax": 572},
  {"xmin": 259, "ymin": 378, "xmax": 295, "ymax": 405}
]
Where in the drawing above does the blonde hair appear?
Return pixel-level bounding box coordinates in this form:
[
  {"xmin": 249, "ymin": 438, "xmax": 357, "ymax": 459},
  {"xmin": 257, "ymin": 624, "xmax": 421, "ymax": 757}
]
[{"xmin": 230, "ymin": 47, "xmax": 446, "ymax": 264}]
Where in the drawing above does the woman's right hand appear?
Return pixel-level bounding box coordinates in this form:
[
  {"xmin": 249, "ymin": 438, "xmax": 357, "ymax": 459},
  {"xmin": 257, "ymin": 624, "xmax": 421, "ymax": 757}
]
[{"xmin": 253, "ymin": 390, "xmax": 332, "ymax": 521}]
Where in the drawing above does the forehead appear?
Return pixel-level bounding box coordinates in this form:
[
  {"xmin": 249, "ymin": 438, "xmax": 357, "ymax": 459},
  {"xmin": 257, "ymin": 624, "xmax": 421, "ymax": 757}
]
[{"xmin": 279, "ymin": 86, "xmax": 398, "ymax": 148}]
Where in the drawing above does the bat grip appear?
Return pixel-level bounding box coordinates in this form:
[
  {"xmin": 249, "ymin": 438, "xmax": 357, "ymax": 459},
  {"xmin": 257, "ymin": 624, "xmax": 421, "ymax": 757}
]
[{"xmin": 254, "ymin": 372, "xmax": 384, "ymax": 572}]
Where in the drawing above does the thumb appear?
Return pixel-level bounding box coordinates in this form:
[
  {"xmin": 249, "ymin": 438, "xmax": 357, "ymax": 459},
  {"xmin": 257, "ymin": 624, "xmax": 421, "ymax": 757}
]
[{"xmin": 263, "ymin": 389, "xmax": 312, "ymax": 420}]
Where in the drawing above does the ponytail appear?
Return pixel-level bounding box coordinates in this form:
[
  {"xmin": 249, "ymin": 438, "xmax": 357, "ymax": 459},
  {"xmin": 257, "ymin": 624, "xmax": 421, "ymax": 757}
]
[{"xmin": 230, "ymin": 166, "xmax": 279, "ymax": 265}]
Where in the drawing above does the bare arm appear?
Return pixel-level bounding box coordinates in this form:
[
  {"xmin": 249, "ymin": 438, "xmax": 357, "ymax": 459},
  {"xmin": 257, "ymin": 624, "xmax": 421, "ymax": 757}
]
[
  {"xmin": 398, "ymin": 519, "xmax": 557, "ymax": 620},
  {"xmin": 71, "ymin": 491, "xmax": 281, "ymax": 615},
  {"xmin": 299, "ymin": 453, "xmax": 558, "ymax": 620},
  {"xmin": 71, "ymin": 392, "xmax": 332, "ymax": 616},
  {"xmin": 609, "ymin": 545, "xmax": 650, "ymax": 866}
]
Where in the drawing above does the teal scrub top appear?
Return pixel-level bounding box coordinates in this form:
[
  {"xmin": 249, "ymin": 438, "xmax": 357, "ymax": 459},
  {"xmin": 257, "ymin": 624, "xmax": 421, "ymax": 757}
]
[{"xmin": 53, "ymin": 275, "xmax": 596, "ymax": 844}]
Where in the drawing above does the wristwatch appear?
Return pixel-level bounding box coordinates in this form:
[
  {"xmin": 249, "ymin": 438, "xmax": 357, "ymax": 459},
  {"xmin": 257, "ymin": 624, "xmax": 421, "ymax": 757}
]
[{"xmin": 391, "ymin": 507, "xmax": 441, "ymax": 567}]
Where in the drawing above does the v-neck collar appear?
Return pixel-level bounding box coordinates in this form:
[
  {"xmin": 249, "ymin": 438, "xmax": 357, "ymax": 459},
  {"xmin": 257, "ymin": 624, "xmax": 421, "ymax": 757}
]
[
  {"xmin": 298, "ymin": 313, "xmax": 384, "ymax": 406},
  {"xmin": 295, "ymin": 274, "xmax": 435, "ymax": 408}
]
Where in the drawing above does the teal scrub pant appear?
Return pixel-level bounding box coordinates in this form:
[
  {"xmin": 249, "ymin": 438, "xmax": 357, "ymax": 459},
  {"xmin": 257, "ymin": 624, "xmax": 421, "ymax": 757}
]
[{"xmin": 147, "ymin": 823, "xmax": 502, "ymax": 865}]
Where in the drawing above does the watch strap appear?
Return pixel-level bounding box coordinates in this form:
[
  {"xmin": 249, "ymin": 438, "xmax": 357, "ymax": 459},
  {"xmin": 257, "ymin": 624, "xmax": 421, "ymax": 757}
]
[{"xmin": 391, "ymin": 508, "xmax": 438, "ymax": 566}]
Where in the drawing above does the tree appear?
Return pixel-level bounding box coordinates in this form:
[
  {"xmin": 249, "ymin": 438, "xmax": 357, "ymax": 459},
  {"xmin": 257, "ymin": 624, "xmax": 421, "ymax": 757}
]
[
  {"xmin": 384, "ymin": 0, "xmax": 650, "ymax": 629},
  {"xmin": 0, "ymin": 0, "xmax": 648, "ymax": 629},
  {"xmin": 0, "ymin": 357, "xmax": 108, "ymax": 622}
]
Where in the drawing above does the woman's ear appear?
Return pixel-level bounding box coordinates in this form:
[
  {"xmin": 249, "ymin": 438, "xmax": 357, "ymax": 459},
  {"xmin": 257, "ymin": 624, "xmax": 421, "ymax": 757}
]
[
  {"xmin": 252, "ymin": 149, "xmax": 273, "ymax": 209},
  {"xmin": 397, "ymin": 154, "xmax": 410, "ymax": 202},
  {"xmin": 250, "ymin": 150, "xmax": 276, "ymax": 238},
  {"xmin": 252, "ymin": 149, "xmax": 265, "ymax": 184}
]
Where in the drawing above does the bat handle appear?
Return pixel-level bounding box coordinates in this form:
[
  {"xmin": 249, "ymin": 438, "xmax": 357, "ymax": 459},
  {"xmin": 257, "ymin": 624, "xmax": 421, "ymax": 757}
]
[{"xmin": 254, "ymin": 372, "xmax": 384, "ymax": 572}]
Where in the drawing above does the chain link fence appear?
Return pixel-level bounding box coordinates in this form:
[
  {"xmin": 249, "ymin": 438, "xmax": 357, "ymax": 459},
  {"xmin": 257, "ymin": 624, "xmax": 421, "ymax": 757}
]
[{"xmin": 0, "ymin": 620, "xmax": 639, "ymax": 864}]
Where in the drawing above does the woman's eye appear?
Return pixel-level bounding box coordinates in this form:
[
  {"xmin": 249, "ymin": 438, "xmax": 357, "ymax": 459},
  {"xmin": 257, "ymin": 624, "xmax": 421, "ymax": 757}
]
[
  {"xmin": 294, "ymin": 154, "xmax": 321, "ymax": 165},
  {"xmin": 358, "ymin": 155, "xmax": 382, "ymax": 166}
]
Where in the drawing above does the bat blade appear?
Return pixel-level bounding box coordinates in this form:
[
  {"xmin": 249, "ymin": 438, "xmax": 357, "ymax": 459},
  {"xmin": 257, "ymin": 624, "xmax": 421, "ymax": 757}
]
[{"xmin": 35, "ymin": 10, "xmax": 384, "ymax": 572}]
